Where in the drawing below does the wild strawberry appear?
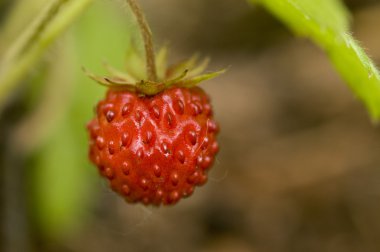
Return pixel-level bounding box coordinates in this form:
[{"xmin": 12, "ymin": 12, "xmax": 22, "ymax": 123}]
[
  {"xmin": 86, "ymin": 0, "xmax": 223, "ymax": 205},
  {"xmin": 87, "ymin": 85, "xmax": 219, "ymax": 205},
  {"xmin": 86, "ymin": 50, "xmax": 223, "ymax": 205}
]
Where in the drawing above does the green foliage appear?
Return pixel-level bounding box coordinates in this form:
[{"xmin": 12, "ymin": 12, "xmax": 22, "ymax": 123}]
[
  {"xmin": 250, "ymin": 0, "xmax": 380, "ymax": 120},
  {"xmin": 0, "ymin": 0, "xmax": 93, "ymax": 106},
  {"xmin": 31, "ymin": 0, "xmax": 136, "ymax": 238}
]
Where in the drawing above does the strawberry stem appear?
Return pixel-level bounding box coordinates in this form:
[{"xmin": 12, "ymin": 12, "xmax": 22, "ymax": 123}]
[{"xmin": 126, "ymin": 0, "xmax": 158, "ymax": 82}]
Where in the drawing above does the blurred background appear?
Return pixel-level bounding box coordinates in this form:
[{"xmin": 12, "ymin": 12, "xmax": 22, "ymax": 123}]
[{"xmin": 1, "ymin": 0, "xmax": 380, "ymax": 251}]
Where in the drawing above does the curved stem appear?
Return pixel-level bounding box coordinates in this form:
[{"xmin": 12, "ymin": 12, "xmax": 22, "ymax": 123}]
[{"xmin": 126, "ymin": 0, "xmax": 157, "ymax": 82}]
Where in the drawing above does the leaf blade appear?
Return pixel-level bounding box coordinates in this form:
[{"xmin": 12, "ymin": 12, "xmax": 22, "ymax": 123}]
[{"xmin": 250, "ymin": 0, "xmax": 380, "ymax": 120}]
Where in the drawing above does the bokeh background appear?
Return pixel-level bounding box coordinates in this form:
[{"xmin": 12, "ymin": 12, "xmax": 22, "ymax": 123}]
[{"xmin": 1, "ymin": 0, "xmax": 380, "ymax": 251}]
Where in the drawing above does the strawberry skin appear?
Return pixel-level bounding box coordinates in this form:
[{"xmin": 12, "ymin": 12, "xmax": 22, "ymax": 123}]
[{"xmin": 87, "ymin": 87, "xmax": 219, "ymax": 205}]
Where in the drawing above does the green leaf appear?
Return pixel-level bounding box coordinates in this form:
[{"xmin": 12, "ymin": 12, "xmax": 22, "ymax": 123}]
[
  {"xmin": 32, "ymin": 123, "xmax": 91, "ymax": 237},
  {"xmin": 0, "ymin": 0, "xmax": 93, "ymax": 108},
  {"xmin": 250, "ymin": 0, "xmax": 380, "ymax": 120},
  {"xmin": 30, "ymin": 0, "xmax": 136, "ymax": 238}
]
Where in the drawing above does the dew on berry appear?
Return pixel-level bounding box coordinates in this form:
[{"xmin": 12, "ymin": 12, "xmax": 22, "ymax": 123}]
[
  {"xmin": 144, "ymin": 130, "xmax": 153, "ymax": 144},
  {"xmin": 105, "ymin": 110, "xmax": 115, "ymax": 122},
  {"xmin": 121, "ymin": 184, "xmax": 131, "ymax": 195},
  {"xmin": 194, "ymin": 101, "xmax": 203, "ymax": 114},
  {"xmin": 96, "ymin": 136, "xmax": 105, "ymax": 149},
  {"xmin": 203, "ymin": 103, "xmax": 212, "ymax": 116},
  {"xmin": 94, "ymin": 155, "xmax": 101, "ymax": 165},
  {"xmin": 121, "ymin": 132, "xmax": 130, "ymax": 147},
  {"xmin": 122, "ymin": 103, "xmax": 133, "ymax": 116},
  {"xmin": 87, "ymin": 122, "xmax": 99, "ymax": 139},
  {"xmin": 156, "ymin": 189, "xmax": 164, "ymax": 199},
  {"xmin": 187, "ymin": 171, "xmax": 200, "ymax": 185},
  {"xmin": 169, "ymin": 190, "xmax": 180, "ymax": 203},
  {"xmin": 211, "ymin": 141, "xmax": 219, "ymax": 154},
  {"xmin": 170, "ymin": 171, "xmax": 179, "ymax": 186},
  {"xmin": 152, "ymin": 104, "xmax": 160, "ymax": 118},
  {"xmin": 190, "ymin": 103, "xmax": 200, "ymax": 116},
  {"xmin": 140, "ymin": 178, "xmax": 149, "ymax": 190},
  {"xmin": 174, "ymin": 100, "xmax": 185, "ymax": 115},
  {"xmin": 202, "ymin": 137, "xmax": 209, "ymax": 149},
  {"xmin": 153, "ymin": 164, "xmax": 161, "ymax": 177},
  {"xmin": 201, "ymin": 155, "xmax": 213, "ymax": 170},
  {"xmin": 121, "ymin": 161, "xmax": 130, "ymax": 175},
  {"xmin": 196, "ymin": 155, "xmax": 203, "ymax": 166},
  {"xmin": 183, "ymin": 186, "xmax": 194, "ymax": 197},
  {"xmin": 166, "ymin": 112, "xmax": 174, "ymax": 127},
  {"xmin": 102, "ymin": 103, "xmax": 113, "ymax": 114},
  {"xmin": 136, "ymin": 148, "xmax": 144, "ymax": 159},
  {"xmin": 176, "ymin": 150, "xmax": 185, "ymax": 164},
  {"xmin": 198, "ymin": 174, "xmax": 208, "ymax": 185},
  {"xmin": 187, "ymin": 130, "xmax": 197, "ymax": 145},
  {"xmin": 207, "ymin": 120, "xmax": 219, "ymax": 133},
  {"xmin": 104, "ymin": 167, "xmax": 114, "ymax": 180},
  {"xmin": 142, "ymin": 197, "xmax": 150, "ymax": 205},
  {"xmin": 135, "ymin": 110, "xmax": 143, "ymax": 123},
  {"xmin": 108, "ymin": 141, "xmax": 116, "ymax": 155},
  {"xmin": 161, "ymin": 142, "xmax": 170, "ymax": 154}
]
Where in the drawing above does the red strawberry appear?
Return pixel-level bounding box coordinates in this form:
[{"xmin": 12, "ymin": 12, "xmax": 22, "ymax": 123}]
[
  {"xmin": 87, "ymin": 86, "xmax": 219, "ymax": 205},
  {"xmin": 85, "ymin": 0, "xmax": 224, "ymax": 206},
  {"xmin": 84, "ymin": 34, "xmax": 225, "ymax": 205}
]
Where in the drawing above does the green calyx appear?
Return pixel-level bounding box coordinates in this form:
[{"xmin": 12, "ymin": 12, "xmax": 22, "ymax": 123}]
[{"xmin": 83, "ymin": 47, "xmax": 225, "ymax": 96}]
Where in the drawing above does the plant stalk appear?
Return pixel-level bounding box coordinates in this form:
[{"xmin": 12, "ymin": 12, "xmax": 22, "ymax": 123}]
[
  {"xmin": 0, "ymin": 0, "xmax": 93, "ymax": 109},
  {"xmin": 126, "ymin": 0, "xmax": 157, "ymax": 82}
]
